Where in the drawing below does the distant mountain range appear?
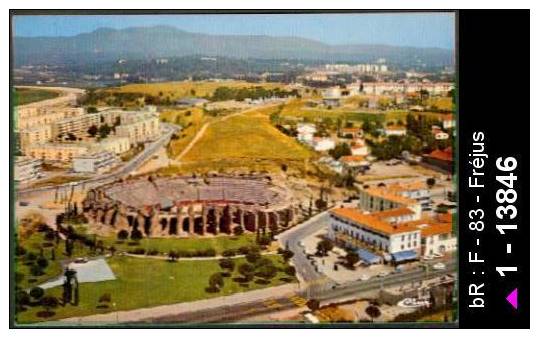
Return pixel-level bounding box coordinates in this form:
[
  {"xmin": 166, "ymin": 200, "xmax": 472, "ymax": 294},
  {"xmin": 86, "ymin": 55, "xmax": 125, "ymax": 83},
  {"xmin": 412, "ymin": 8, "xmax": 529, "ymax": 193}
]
[{"xmin": 14, "ymin": 26, "xmax": 454, "ymax": 67}]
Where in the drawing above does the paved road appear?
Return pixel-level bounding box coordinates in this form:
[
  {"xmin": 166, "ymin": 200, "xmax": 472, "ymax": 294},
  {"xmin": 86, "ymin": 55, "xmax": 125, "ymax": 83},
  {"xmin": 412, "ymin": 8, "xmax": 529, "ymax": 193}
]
[
  {"xmin": 17, "ymin": 123, "xmax": 180, "ymax": 199},
  {"xmin": 277, "ymin": 212, "xmax": 338, "ymax": 296},
  {"xmin": 148, "ymin": 261, "xmax": 456, "ymax": 324}
]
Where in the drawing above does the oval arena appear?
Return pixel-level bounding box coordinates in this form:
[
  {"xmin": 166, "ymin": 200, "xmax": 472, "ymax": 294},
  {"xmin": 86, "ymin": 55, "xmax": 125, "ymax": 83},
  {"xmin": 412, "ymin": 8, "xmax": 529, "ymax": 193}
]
[{"xmin": 82, "ymin": 175, "xmax": 297, "ymax": 237}]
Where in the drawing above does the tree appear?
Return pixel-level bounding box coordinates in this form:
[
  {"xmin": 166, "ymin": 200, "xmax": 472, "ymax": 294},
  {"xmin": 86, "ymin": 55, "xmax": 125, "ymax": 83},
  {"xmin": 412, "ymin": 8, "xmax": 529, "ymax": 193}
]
[
  {"xmin": 218, "ymin": 258, "xmax": 235, "ymax": 274},
  {"xmin": 284, "ymin": 265, "xmax": 296, "ymax": 277},
  {"xmin": 329, "ymin": 142, "xmax": 352, "ymax": 160},
  {"xmin": 208, "ymin": 272, "xmax": 224, "ymax": 291},
  {"xmin": 256, "ymin": 263, "xmax": 278, "ymax": 282},
  {"xmin": 246, "ymin": 250, "xmax": 261, "ymax": 264},
  {"xmin": 365, "ymin": 303, "xmax": 381, "ymax": 322},
  {"xmin": 117, "ymin": 230, "xmax": 129, "ymax": 240},
  {"xmin": 281, "ymin": 249, "xmax": 294, "ymax": 262},
  {"xmin": 426, "ymin": 177, "xmax": 436, "ymax": 188},
  {"xmin": 40, "ymin": 296, "xmax": 59, "ymax": 316},
  {"xmin": 15, "ymin": 290, "xmax": 30, "ymax": 311},
  {"xmin": 98, "ymin": 124, "xmax": 112, "ymax": 139},
  {"xmin": 306, "ymin": 299, "xmax": 320, "ymax": 311},
  {"xmin": 86, "ymin": 106, "xmax": 98, "ymax": 113},
  {"xmin": 238, "ymin": 263, "xmax": 255, "ymax": 281},
  {"xmin": 345, "ymin": 252, "xmax": 360, "ymax": 268},
  {"xmin": 168, "ymin": 250, "xmax": 179, "ymax": 262},
  {"xmin": 37, "ymin": 256, "xmax": 49, "ymax": 269},
  {"xmin": 29, "ymin": 287, "xmax": 45, "ymax": 303},
  {"xmin": 87, "ymin": 125, "xmax": 98, "ymax": 137},
  {"xmin": 131, "ymin": 229, "xmax": 143, "ymax": 241},
  {"xmin": 316, "ymin": 239, "xmax": 334, "ymax": 256}
]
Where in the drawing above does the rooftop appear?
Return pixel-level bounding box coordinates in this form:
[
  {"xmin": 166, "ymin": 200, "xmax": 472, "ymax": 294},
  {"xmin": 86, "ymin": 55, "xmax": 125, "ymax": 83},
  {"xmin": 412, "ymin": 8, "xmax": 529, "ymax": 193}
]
[
  {"xmin": 330, "ymin": 207, "xmax": 417, "ymax": 236},
  {"xmin": 361, "ymin": 186, "xmax": 418, "ymax": 206}
]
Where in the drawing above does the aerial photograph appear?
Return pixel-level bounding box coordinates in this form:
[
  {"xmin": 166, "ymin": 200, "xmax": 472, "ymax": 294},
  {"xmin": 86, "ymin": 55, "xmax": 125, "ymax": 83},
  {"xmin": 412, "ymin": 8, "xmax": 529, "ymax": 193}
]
[{"xmin": 11, "ymin": 12, "xmax": 457, "ymax": 326}]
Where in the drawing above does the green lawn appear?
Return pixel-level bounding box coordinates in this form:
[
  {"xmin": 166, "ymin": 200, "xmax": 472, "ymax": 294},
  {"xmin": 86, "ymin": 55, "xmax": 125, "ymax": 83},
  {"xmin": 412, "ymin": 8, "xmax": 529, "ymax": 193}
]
[
  {"xmin": 97, "ymin": 232, "xmax": 258, "ymax": 256},
  {"xmin": 16, "ymin": 254, "xmax": 294, "ymax": 324},
  {"xmin": 15, "ymin": 231, "xmax": 90, "ymax": 290},
  {"xmin": 14, "ymin": 88, "xmax": 60, "ymax": 106}
]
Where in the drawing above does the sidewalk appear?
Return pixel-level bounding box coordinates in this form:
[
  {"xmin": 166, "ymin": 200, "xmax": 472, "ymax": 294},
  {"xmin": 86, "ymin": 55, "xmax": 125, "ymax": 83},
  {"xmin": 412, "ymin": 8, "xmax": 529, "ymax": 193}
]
[{"xmin": 54, "ymin": 283, "xmax": 299, "ymax": 325}]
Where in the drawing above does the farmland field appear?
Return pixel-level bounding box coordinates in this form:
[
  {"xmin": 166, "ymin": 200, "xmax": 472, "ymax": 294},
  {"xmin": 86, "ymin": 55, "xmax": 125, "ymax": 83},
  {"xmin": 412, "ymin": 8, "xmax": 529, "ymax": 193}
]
[
  {"xmin": 182, "ymin": 112, "xmax": 313, "ymax": 162},
  {"xmin": 105, "ymin": 80, "xmax": 286, "ymax": 100}
]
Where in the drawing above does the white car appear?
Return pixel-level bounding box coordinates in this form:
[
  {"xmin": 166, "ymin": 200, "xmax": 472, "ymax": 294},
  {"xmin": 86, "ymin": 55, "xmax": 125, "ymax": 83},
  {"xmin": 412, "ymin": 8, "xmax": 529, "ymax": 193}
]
[
  {"xmin": 422, "ymin": 255, "xmax": 434, "ymax": 261},
  {"xmin": 378, "ymin": 271, "xmax": 390, "ymax": 277},
  {"xmin": 359, "ymin": 274, "xmax": 370, "ymax": 281},
  {"xmin": 433, "ymin": 262, "xmax": 446, "ymax": 270}
]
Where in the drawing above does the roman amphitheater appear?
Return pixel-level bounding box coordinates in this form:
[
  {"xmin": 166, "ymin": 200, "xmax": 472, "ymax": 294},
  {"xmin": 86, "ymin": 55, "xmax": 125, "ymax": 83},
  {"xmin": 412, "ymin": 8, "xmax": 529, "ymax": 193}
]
[{"xmin": 82, "ymin": 175, "xmax": 298, "ymax": 237}]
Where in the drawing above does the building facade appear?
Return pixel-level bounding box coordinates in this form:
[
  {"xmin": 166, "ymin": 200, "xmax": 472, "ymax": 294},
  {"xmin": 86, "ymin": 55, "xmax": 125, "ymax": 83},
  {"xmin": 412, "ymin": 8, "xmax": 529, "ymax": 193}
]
[
  {"xmin": 73, "ymin": 151, "xmax": 119, "ymax": 174},
  {"xmin": 14, "ymin": 157, "xmax": 42, "ymax": 183}
]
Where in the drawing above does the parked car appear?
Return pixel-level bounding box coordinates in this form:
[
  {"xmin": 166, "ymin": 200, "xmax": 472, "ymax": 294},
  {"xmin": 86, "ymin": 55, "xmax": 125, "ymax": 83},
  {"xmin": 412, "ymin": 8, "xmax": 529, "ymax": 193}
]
[
  {"xmin": 433, "ymin": 262, "xmax": 446, "ymax": 270},
  {"xmin": 74, "ymin": 257, "xmax": 88, "ymax": 264}
]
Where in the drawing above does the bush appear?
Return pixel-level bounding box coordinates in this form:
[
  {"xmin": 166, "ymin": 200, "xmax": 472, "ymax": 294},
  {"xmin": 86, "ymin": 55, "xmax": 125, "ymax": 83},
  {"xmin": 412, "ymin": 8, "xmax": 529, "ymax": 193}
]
[
  {"xmin": 30, "ymin": 264, "xmax": 45, "ymax": 277},
  {"xmin": 130, "ymin": 248, "xmax": 146, "ymax": 255},
  {"xmin": 246, "ymin": 251, "xmax": 261, "ymax": 264},
  {"xmin": 36, "ymin": 257, "xmax": 49, "ymax": 269},
  {"xmin": 284, "ymin": 265, "xmax": 296, "ymax": 277},
  {"xmin": 146, "ymin": 249, "xmax": 159, "ymax": 256},
  {"xmin": 117, "ymin": 230, "xmax": 129, "ymax": 240},
  {"xmin": 15, "ymin": 245, "xmax": 27, "ymax": 256},
  {"xmin": 222, "ymin": 249, "xmax": 237, "ymax": 257},
  {"xmin": 29, "ymin": 287, "xmax": 45, "ymax": 301}
]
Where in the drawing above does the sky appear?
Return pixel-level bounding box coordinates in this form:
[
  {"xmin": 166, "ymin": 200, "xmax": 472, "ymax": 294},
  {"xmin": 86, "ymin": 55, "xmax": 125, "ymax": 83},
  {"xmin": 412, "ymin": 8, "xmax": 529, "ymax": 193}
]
[{"xmin": 13, "ymin": 12, "xmax": 455, "ymax": 49}]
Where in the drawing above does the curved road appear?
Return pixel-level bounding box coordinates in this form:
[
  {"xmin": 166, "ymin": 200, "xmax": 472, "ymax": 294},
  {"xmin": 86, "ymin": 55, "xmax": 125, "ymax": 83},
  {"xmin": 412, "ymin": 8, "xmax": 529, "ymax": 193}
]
[{"xmin": 17, "ymin": 123, "xmax": 180, "ymax": 199}]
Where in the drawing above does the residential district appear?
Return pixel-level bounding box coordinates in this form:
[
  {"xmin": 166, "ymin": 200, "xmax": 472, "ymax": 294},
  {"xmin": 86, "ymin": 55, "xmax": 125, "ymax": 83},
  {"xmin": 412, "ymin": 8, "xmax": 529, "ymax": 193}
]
[{"xmin": 13, "ymin": 62, "xmax": 457, "ymax": 325}]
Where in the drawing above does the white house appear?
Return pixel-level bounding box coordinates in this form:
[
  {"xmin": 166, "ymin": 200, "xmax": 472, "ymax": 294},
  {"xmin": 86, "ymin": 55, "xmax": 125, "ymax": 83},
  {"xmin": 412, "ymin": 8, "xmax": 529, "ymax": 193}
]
[
  {"xmin": 442, "ymin": 114, "xmax": 455, "ymax": 129},
  {"xmin": 312, "ymin": 137, "xmax": 336, "ymax": 152},
  {"xmin": 296, "ymin": 123, "xmax": 316, "ymax": 143},
  {"xmin": 384, "ymin": 125, "xmax": 407, "ymax": 137},
  {"xmin": 351, "ymin": 141, "xmax": 369, "ymax": 156}
]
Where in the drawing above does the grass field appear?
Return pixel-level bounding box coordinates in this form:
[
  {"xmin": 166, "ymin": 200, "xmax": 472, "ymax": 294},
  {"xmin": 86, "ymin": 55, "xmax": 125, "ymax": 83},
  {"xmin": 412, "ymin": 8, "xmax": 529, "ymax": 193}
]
[
  {"xmin": 93, "ymin": 231, "xmax": 257, "ymax": 256},
  {"xmin": 15, "ymin": 88, "xmax": 60, "ymax": 106},
  {"xmin": 279, "ymin": 99, "xmax": 385, "ymax": 124},
  {"xmin": 105, "ymin": 81, "xmax": 285, "ymax": 100},
  {"xmin": 182, "ymin": 112, "xmax": 313, "ymax": 162},
  {"xmin": 16, "ymin": 254, "xmax": 293, "ymax": 323}
]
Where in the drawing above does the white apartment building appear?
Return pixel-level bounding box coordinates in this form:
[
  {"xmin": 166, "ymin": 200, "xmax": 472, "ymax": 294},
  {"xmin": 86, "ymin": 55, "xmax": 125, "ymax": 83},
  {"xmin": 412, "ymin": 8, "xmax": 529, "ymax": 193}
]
[
  {"xmin": 73, "ymin": 151, "xmax": 119, "ymax": 174},
  {"xmin": 14, "ymin": 157, "xmax": 42, "ymax": 183},
  {"xmin": 97, "ymin": 136, "xmax": 131, "ymax": 154}
]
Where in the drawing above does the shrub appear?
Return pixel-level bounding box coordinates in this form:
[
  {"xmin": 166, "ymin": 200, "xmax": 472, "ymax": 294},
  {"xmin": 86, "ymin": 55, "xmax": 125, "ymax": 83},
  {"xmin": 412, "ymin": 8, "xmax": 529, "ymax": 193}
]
[
  {"xmin": 246, "ymin": 251, "xmax": 261, "ymax": 264},
  {"xmin": 36, "ymin": 257, "xmax": 49, "ymax": 269},
  {"xmin": 117, "ymin": 230, "xmax": 129, "ymax": 240},
  {"xmin": 222, "ymin": 249, "xmax": 237, "ymax": 257},
  {"xmin": 146, "ymin": 249, "xmax": 159, "ymax": 256},
  {"xmin": 29, "ymin": 287, "xmax": 44, "ymax": 301},
  {"xmin": 130, "ymin": 248, "xmax": 146, "ymax": 255}
]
